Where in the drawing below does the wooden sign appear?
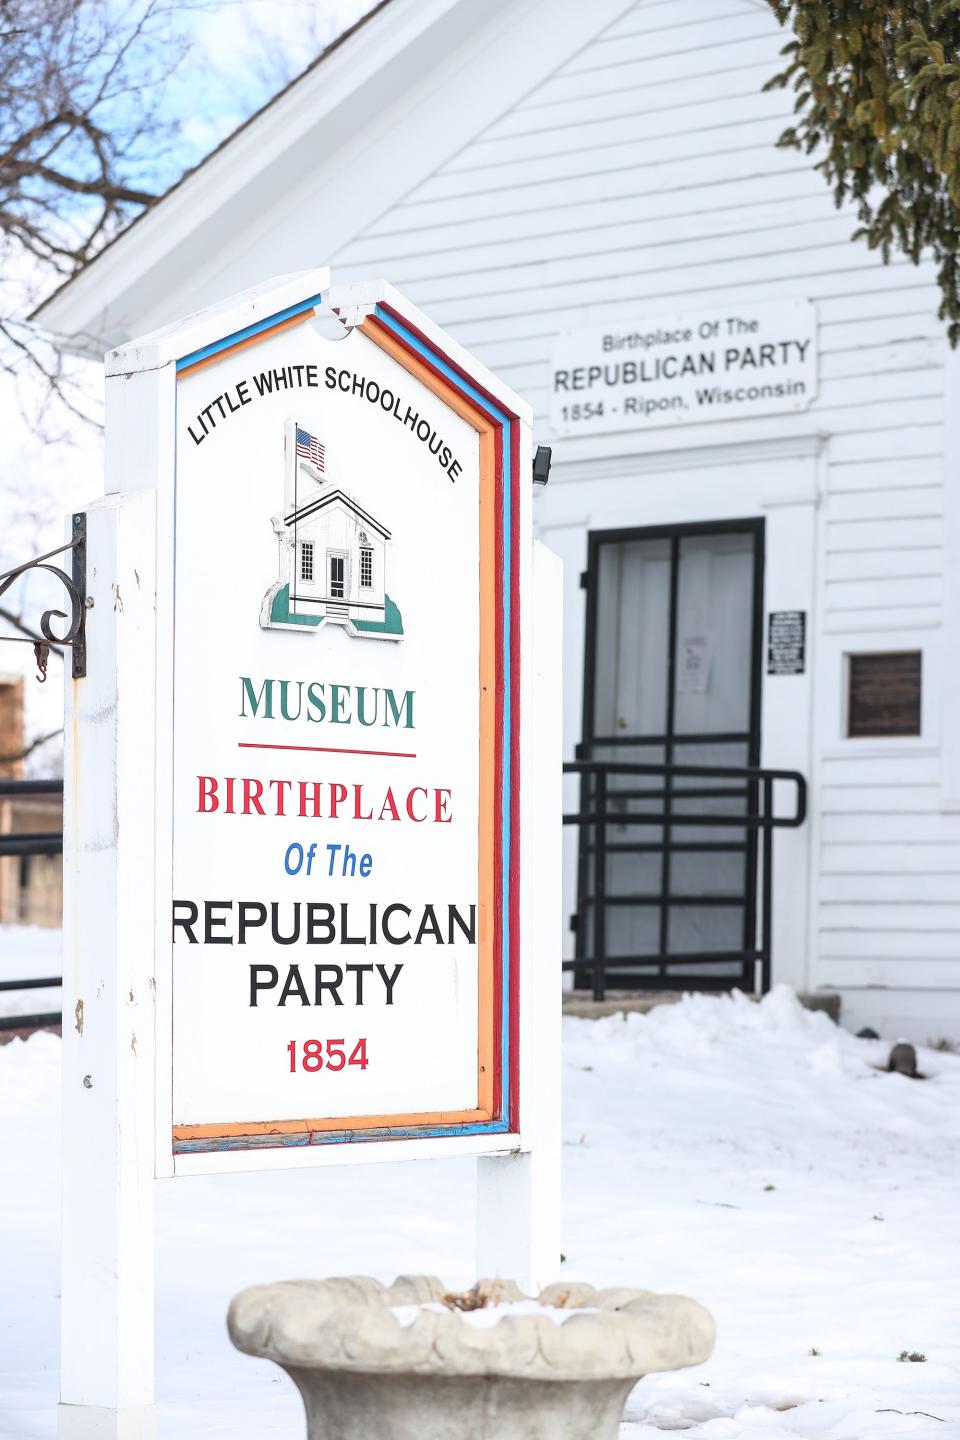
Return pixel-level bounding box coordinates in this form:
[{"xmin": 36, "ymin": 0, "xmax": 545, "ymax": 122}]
[
  {"xmin": 170, "ymin": 290, "xmax": 520, "ymax": 1158},
  {"xmin": 59, "ymin": 271, "xmax": 561, "ymax": 1432}
]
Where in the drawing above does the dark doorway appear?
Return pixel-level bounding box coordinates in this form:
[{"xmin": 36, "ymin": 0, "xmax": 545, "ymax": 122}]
[{"xmin": 574, "ymin": 519, "xmax": 765, "ymax": 991}]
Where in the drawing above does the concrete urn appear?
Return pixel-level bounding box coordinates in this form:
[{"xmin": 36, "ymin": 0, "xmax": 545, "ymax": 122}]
[{"xmin": 227, "ymin": 1275, "xmax": 715, "ymax": 1440}]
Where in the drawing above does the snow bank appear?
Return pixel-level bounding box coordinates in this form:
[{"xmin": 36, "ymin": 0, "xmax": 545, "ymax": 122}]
[{"xmin": 1, "ymin": 987, "xmax": 958, "ymax": 1438}]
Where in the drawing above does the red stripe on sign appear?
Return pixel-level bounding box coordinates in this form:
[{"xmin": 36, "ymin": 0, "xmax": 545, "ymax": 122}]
[
  {"xmin": 379, "ymin": 302, "xmax": 511, "ymax": 422},
  {"xmin": 492, "ymin": 423, "xmax": 506, "ymax": 1123},
  {"xmin": 508, "ymin": 420, "xmax": 522, "ymax": 1135},
  {"xmin": 238, "ymin": 742, "xmax": 417, "ymax": 759},
  {"xmin": 371, "ymin": 311, "xmax": 504, "ymax": 431}
]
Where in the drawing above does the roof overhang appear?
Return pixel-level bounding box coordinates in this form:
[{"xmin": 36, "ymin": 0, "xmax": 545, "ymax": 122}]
[
  {"xmin": 105, "ymin": 269, "xmax": 532, "ymax": 424},
  {"xmin": 285, "ymin": 490, "xmax": 392, "ymax": 540},
  {"xmin": 33, "ymin": 0, "xmax": 637, "ymax": 359},
  {"xmin": 32, "ymin": 0, "xmax": 474, "ymax": 356}
]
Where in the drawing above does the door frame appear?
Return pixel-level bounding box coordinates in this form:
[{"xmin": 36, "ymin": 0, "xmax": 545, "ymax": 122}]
[
  {"xmin": 327, "ymin": 549, "xmax": 347, "ymax": 597},
  {"xmin": 576, "ymin": 516, "xmax": 766, "ymax": 991}
]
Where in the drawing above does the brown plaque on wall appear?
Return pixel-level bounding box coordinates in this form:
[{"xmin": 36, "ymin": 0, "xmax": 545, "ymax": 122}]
[{"xmin": 848, "ymin": 651, "xmax": 921, "ymax": 738}]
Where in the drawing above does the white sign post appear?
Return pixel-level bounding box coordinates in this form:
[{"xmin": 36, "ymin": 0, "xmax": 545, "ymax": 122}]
[{"xmin": 59, "ymin": 271, "xmax": 561, "ymax": 1438}]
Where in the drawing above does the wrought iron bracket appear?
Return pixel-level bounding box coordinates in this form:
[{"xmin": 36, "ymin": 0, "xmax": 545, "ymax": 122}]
[
  {"xmin": 0, "ymin": 512, "xmax": 88, "ymax": 680},
  {"xmin": 69, "ymin": 513, "xmax": 86, "ymax": 679}
]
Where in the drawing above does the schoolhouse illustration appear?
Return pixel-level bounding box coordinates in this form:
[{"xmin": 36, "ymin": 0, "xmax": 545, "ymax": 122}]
[{"xmin": 261, "ymin": 420, "xmax": 404, "ymax": 641}]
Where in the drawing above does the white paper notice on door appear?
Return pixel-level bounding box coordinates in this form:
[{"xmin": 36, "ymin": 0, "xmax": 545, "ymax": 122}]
[{"xmin": 678, "ymin": 634, "xmax": 712, "ymax": 694}]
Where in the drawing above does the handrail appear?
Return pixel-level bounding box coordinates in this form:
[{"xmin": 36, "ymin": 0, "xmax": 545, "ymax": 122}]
[
  {"xmin": 0, "ymin": 779, "xmax": 64, "ymax": 1029},
  {"xmin": 565, "ymin": 758, "xmax": 806, "ymax": 825},
  {"xmin": 563, "ymin": 759, "xmax": 806, "ymax": 1000}
]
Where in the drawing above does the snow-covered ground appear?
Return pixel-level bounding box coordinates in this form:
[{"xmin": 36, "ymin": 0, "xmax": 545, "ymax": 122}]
[
  {"xmin": 0, "ymin": 925, "xmax": 62, "ymax": 1020},
  {"xmin": 2, "ymin": 988, "xmax": 959, "ymax": 1438}
]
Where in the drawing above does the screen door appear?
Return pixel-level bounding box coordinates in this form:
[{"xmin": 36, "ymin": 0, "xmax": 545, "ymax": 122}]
[{"xmin": 576, "ymin": 520, "xmax": 764, "ymax": 989}]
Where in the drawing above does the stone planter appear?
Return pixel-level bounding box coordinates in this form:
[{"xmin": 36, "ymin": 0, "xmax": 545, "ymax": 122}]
[{"xmin": 228, "ymin": 1275, "xmax": 715, "ymax": 1440}]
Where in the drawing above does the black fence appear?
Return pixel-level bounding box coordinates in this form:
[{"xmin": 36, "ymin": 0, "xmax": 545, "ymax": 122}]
[
  {"xmin": 0, "ymin": 779, "xmax": 63, "ymax": 1031},
  {"xmin": 564, "ymin": 759, "xmax": 806, "ymax": 1000}
]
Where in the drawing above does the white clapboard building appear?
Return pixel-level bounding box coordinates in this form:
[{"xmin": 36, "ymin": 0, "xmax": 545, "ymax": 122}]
[{"xmin": 36, "ymin": 0, "xmax": 960, "ymax": 1041}]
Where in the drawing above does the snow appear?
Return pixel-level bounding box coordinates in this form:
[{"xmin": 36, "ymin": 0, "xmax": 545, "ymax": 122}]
[
  {"xmin": 389, "ymin": 1300, "xmax": 598, "ymax": 1328},
  {"xmin": 2, "ymin": 985, "xmax": 959, "ymax": 1438},
  {"xmin": 0, "ymin": 925, "xmax": 62, "ymax": 1019}
]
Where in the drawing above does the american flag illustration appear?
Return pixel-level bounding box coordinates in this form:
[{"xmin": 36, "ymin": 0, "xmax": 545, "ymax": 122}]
[{"xmin": 296, "ymin": 425, "xmax": 325, "ymax": 471}]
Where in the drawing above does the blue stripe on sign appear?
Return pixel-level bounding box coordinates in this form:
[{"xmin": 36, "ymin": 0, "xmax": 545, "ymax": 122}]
[
  {"xmin": 372, "ymin": 304, "xmax": 515, "ymax": 1125},
  {"xmin": 175, "ymin": 1117, "xmax": 513, "ymax": 1154},
  {"xmin": 176, "ymin": 292, "xmax": 327, "ymax": 372}
]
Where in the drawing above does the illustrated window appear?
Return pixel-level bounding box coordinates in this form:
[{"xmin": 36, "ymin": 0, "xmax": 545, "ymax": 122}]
[
  {"xmin": 847, "ymin": 651, "xmax": 921, "ymax": 738},
  {"xmin": 300, "ymin": 541, "xmax": 314, "ymax": 583},
  {"xmin": 360, "ymin": 547, "xmax": 373, "ymax": 589}
]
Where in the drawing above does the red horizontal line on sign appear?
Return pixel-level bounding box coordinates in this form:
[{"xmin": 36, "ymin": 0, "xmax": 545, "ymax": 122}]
[{"xmin": 237, "ymin": 742, "xmax": 417, "ymax": 760}]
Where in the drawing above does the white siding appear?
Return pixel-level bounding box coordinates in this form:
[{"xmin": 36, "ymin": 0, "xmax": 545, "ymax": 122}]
[{"xmin": 331, "ymin": 0, "xmax": 957, "ymax": 1026}]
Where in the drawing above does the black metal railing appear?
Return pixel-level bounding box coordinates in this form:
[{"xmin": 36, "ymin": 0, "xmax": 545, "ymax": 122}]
[
  {"xmin": 0, "ymin": 778, "xmax": 63, "ymax": 1031},
  {"xmin": 563, "ymin": 759, "xmax": 806, "ymax": 1001}
]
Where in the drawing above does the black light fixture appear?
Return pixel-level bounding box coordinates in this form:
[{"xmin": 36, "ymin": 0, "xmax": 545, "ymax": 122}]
[{"xmin": 532, "ymin": 444, "xmax": 552, "ymax": 486}]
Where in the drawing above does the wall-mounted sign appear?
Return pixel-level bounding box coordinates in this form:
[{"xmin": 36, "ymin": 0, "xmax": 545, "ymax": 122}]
[
  {"xmin": 550, "ymin": 301, "xmax": 817, "ymax": 437},
  {"xmin": 848, "ymin": 650, "xmax": 921, "ymax": 737},
  {"xmin": 767, "ymin": 611, "xmax": 806, "ymax": 676}
]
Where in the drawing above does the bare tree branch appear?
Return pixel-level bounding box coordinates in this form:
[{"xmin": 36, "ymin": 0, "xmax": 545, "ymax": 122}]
[
  {"xmin": 5, "ymin": 162, "xmax": 157, "ymax": 208},
  {"xmin": 0, "ymin": 0, "xmax": 377, "ymax": 440},
  {"xmin": 0, "ymin": 726, "xmax": 63, "ymax": 766},
  {"xmin": 0, "ymin": 0, "xmax": 201, "ymax": 429}
]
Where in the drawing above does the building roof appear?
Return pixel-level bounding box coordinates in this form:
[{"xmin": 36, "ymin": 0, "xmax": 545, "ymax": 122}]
[
  {"xmin": 32, "ymin": 0, "xmax": 639, "ymax": 357},
  {"xmin": 286, "ymin": 489, "xmax": 391, "ymax": 540},
  {"xmin": 30, "ymin": 1, "xmax": 393, "ymax": 339}
]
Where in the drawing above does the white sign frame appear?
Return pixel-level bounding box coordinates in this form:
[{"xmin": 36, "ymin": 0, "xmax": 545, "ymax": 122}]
[{"xmin": 58, "ymin": 271, "xmax": 561, "ymax": 1437}]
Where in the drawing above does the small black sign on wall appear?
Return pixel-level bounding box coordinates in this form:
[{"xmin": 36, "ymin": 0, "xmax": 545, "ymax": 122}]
[{"xmin": 767, "ymin": 611, "xmax": 806, "ymax": 675}]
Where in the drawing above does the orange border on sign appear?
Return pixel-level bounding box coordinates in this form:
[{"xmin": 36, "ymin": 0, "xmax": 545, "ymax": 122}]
[
  {"xmin": 176, "ymin": 311, "xmax": 312, "ymax": 381},
  {"xmin": 171, "ymin": 321, "xmax": 499, "ymax": 1144}
]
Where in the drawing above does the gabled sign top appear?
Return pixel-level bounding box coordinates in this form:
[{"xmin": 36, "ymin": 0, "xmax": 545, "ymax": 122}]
[
  {"xmin": 105, "ymin": 267, "xmax": 332, "ymax": 377},
  {"xmin": 105, "ymin": 268, "xmax": 533, "ymax": 429}
]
